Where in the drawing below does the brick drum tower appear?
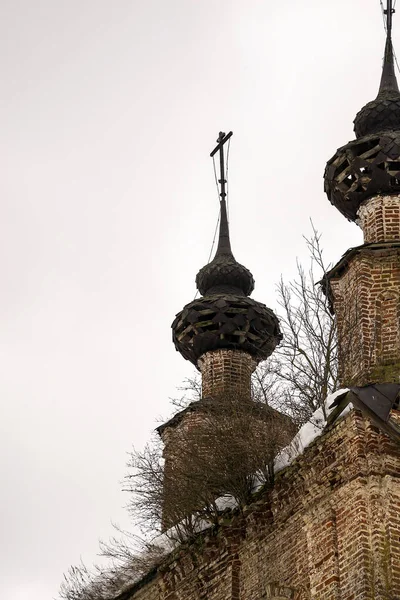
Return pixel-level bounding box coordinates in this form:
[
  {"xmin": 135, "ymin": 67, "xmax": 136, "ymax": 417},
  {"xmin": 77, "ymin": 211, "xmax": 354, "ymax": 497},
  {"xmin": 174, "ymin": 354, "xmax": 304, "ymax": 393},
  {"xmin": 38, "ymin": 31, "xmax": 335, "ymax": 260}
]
[{"xmin": 159, "ymin": 132, "xmax": 289, "ymax": 528}]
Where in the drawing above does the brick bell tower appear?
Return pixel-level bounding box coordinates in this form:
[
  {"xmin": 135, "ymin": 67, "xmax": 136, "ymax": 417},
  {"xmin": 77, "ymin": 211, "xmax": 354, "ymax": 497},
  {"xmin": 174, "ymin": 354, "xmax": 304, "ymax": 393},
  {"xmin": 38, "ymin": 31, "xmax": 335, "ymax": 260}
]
[
  {"xmin": 159, "ymin": 133, "xmax": 289, "ymax": 528},
  {"xmin": 324, "ymin": 3, "xmax": 400, "ymax": 387}
]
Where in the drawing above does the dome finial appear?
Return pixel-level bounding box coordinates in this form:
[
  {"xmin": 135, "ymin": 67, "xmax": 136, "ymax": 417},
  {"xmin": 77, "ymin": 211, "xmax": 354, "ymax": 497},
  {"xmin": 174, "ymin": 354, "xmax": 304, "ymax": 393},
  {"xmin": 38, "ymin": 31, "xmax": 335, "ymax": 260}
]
[
  {"xmin": 211, "ymin": 132, "xmax": 233, "ymax": 256},
  {"xmin": 215, "ymin": 188, "xmax": 232, "ymax": 256},
  {"xmin": 379, "ymin": 1, "xmax": 399, "ymax": 94},
  {"xmin": 325, "ymin": 0, "xmax": 400, "ymax": 220},
  {"xmin": 352, "ymin": 0, "xmax": 400, "ymax": 139},
  {"xmin": 172, "ymin": 131, "xmax": 281, "ymax": 366},
  {"xmin": 385, "ymin": 0, "xmax": 395, "ymax": 36},
  {"xmin": 196, "ymin": 132, "xmax": 255, "ymax": 297}
]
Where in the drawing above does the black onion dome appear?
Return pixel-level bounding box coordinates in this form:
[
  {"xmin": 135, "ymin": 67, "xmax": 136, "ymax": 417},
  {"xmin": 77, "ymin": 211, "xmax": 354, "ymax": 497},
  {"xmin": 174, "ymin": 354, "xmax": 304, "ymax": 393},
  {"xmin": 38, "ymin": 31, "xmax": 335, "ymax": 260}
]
[
  {"xmin": 196, "ymin": 199, "xmax": 254, "ymax": 296},
  {"xmin": 325, "ymin": 30, "xmax": 400, "ymax": 221},
  {"xmin": 354, "ymin": 90, "xmax": 400, "ymax": 138},
  {"xmin": 172, "ymin": 193, "xmax": 281, "ymax": 366},
  {"xmin": 196, "ymin": 254, "xmax": 254, "ymax": 296},
  {"xmin": 172, "ymin": 294, "xmax": 282, "ymax": 367},
  {"xmin": 324, "ymin": 132, "xmax": 400, "ymax": 221},
  {"xmin": 354, "ymin": 36, "xmax": 400, "ymax": 138}
]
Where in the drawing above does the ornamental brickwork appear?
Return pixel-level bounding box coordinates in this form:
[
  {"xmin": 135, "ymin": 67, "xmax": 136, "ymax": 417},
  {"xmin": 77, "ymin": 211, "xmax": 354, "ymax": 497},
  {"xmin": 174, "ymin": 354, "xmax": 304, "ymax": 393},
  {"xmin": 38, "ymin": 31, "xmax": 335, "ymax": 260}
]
[{"xmin": 357, "ymin": 194, "xmax": 400, "ymax": 243}]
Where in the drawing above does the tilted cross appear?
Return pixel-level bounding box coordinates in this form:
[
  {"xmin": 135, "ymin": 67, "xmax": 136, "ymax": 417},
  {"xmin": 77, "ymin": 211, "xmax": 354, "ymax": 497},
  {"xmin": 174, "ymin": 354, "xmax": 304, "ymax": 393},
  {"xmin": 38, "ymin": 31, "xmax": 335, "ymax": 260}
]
[
  {"xmin": 210, "ymin": 131, "xmax": 233, "ymax": 202},
  {"xmin": 384, "ymin": 0, "xmax": 395, "ymax": 34}
]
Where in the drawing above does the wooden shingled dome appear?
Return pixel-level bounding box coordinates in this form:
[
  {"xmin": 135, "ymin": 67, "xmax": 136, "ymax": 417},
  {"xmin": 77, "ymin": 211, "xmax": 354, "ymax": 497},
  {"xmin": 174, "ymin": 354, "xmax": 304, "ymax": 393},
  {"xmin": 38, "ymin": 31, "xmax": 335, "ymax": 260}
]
[
  {"xmin": 196, "ymin": 253, "xmax": 254, "ymax": 297},
  {"xmin": 324, "ymin": 132, "xmax": 400, "ymax": 221},
  {"xmin": 172, "ymin": 293, "xmax": 281, "ymax": 367},
  {"xmin": 172, "ymin": 141, "xmax": 281, "ymax": 366},
  {"xmin": 325, "ymin": 31, "xmax": 400, "ymax": 221}
]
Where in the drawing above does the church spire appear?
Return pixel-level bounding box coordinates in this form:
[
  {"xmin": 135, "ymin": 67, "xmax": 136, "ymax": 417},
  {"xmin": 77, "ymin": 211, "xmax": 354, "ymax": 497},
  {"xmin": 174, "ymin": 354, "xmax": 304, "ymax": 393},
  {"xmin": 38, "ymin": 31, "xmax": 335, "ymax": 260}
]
[
  {"xmin": 211, "ymin": 132, "xmax": 233, "ymax": 256},
  {"xmin": 171, "ymin": 131, "xmax": 281, "ymax": 367},
  {"xmin": 379, "ymin": 1, "xmax": 399, "ymax": 94},
  {"xmin": 214, "ymin": 188, "xmax": 232, "ymax": 256},
  {"xmin": 195, "ymin": 132, "xmax": 254, "ymax": 297},
  {"xmin": 325, "ymin": 0, "xmax": 400, "ymax": 221},
  {"xmin": 353, "ymin": 0, "xmax": 400, "ymax": 139}
]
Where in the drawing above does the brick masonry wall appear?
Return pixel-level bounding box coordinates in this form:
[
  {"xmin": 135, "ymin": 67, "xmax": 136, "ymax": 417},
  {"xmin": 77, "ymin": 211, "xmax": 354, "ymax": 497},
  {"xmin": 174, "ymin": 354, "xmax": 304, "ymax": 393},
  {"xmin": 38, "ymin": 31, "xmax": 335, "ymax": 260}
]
[
  {"xmin": 160, "ymin": 400, "xmax": 295, "ymax": 530},
  {"xmin": 126, "ymin": 410, "xmax": 400, "ymax": 600},
  {"xmin": 161, "ymin": 409, "xmax": 208, "ymax": 529},
  {"xmin": 357, "ymin": 194, "xmax": 400, "ymax": 243},
  {"xmin": 329, "ymin": 247, "xmax": 400, "ymax": 386},
  {"xmin": 161, "ymin": 349, "xmax": 260, "ymax": 528},
  {"xmin": 198, "ymin": 349, "xmax": 257, "ymax": 401}
]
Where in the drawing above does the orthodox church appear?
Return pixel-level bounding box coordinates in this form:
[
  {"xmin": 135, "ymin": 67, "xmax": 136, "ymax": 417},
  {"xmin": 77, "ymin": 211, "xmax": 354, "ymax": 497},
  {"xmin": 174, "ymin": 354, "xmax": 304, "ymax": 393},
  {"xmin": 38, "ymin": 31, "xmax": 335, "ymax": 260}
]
[{"xmin": 68, "ymin": 3, "xmax": 400, "ymax": 599}]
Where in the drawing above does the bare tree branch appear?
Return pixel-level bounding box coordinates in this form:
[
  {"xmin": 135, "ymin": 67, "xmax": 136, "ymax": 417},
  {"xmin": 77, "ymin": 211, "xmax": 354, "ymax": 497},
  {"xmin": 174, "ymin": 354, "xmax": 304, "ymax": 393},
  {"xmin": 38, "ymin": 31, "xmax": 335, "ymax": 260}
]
[{"xmin": 260, "ymin": 224, "xmax": 338, "ymax": 423}]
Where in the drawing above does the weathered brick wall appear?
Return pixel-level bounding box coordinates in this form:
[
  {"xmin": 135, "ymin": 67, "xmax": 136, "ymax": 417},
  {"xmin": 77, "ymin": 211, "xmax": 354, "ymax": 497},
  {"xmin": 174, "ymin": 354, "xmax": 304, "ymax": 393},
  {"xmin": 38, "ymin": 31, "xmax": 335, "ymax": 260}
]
[
  {"xmin": 126, "ymin": 410, "xmax": 400, "ymax": 600},
  {"xmin": 160, "ymin": 399, "xmax": 295, "ymax": 530},
  {"xmin": 161, "ymin": 409, "xmax": 208, "ymax": 529},
  {"xmin": 357, "ymin": 194, "xmax": 400, "ymax": 243},
  {"xmin": 160, "ymin": 349, "xmax": 261, "ymax": 527},
  {"xmin": 198, "ymin": 349, "xmax": 256, "ymax": 400},
  {"xmin": 329, "ymin": 247, "xmax": 400, "ymax": 386}
]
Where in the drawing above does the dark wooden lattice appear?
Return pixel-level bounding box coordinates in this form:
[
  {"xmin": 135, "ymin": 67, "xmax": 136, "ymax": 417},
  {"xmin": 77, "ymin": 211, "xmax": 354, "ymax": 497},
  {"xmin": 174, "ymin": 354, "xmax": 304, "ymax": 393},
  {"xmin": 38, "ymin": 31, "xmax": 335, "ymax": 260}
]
[
  {"xmin": 172, "ymin": 294, "xmax": 281, "ymax": 366},
  {"xmin": 324, "ymin": 132, "xmax": 400, "ymax": 221}
]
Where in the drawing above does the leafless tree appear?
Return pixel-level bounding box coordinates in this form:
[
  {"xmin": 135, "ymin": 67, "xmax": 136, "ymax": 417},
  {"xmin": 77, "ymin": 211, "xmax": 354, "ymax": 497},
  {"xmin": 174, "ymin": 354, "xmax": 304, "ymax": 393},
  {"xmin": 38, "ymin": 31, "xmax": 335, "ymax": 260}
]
[
  {"xmin": 123, "ymin": 435, "xmax": 165, "ymax": 536},
  {"xmin": 169, "ymin": 375, "xmax": 202, "ymax": 410},
  {"xmin": 267, "ymin": 224, "xmax": 338, "ymax": 422},
  {"xmin": 59, "ymin": 528, "xmax": 167, "ymax": 600}
]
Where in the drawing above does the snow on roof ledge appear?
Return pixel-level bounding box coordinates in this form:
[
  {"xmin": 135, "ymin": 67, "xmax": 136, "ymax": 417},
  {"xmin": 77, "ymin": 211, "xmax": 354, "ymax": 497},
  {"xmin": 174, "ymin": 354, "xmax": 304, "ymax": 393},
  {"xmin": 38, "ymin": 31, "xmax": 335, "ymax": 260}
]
[{"xmin": 273, "ymin": 389, "xmax": 350, "ymax": 474}]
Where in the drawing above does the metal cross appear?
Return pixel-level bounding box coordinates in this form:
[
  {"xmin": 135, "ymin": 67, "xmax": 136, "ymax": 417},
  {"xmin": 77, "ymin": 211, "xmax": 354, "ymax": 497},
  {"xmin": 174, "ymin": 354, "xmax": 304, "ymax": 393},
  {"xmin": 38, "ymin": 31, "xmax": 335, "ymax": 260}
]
[
  {"xmin": 384, "ymin": 0, "xmax": 395, "ymax": 35},
  {"xmin": 210, "ymin": 131, "xmax": 233, "ymax": 202}
]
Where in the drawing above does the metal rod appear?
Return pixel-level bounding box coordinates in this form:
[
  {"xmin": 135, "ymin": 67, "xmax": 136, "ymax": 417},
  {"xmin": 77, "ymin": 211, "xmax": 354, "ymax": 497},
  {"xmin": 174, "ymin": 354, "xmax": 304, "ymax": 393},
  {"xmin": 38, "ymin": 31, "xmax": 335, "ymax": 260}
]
[
  {"xmin": 210, "ymin": 131, "xmax": 233, "ymax": 158},
  {"xmin": 219, "ymin": 137, "xmax": 226, "ymax": 200},
  {"xmin": 386, "ymin": 0, "xmax": 394, "ymax": 34},
  {"xmin": 209, "ymin": 132, "xmax": 234, "ymax": 255},
  {"xmin": 210, "ymin": 131, "xmax": 233, "ymax": 205}
]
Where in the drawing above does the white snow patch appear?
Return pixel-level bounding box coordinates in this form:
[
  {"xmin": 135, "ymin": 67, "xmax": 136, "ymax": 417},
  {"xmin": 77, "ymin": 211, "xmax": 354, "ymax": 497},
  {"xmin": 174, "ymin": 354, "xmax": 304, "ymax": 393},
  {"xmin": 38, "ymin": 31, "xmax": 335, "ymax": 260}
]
[
  {"xmin": 150, "ymin": 531, "xmax": 177, "ymax": 553},
  {"xmin": 215, "ymin": 495, "xmax": 238, "ymax": 511},
  {"xmin": 274, "ymin": 388, "xmax": 350, "ymax": 473}
]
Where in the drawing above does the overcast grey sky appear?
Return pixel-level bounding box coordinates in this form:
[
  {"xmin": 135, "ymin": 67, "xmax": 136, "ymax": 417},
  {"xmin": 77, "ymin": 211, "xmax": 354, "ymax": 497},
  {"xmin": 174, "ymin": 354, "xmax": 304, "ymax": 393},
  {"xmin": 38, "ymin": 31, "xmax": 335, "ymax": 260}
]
[{"xmin": 0, "ymin": 0, "xmax": 387, "ymax": 598}]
